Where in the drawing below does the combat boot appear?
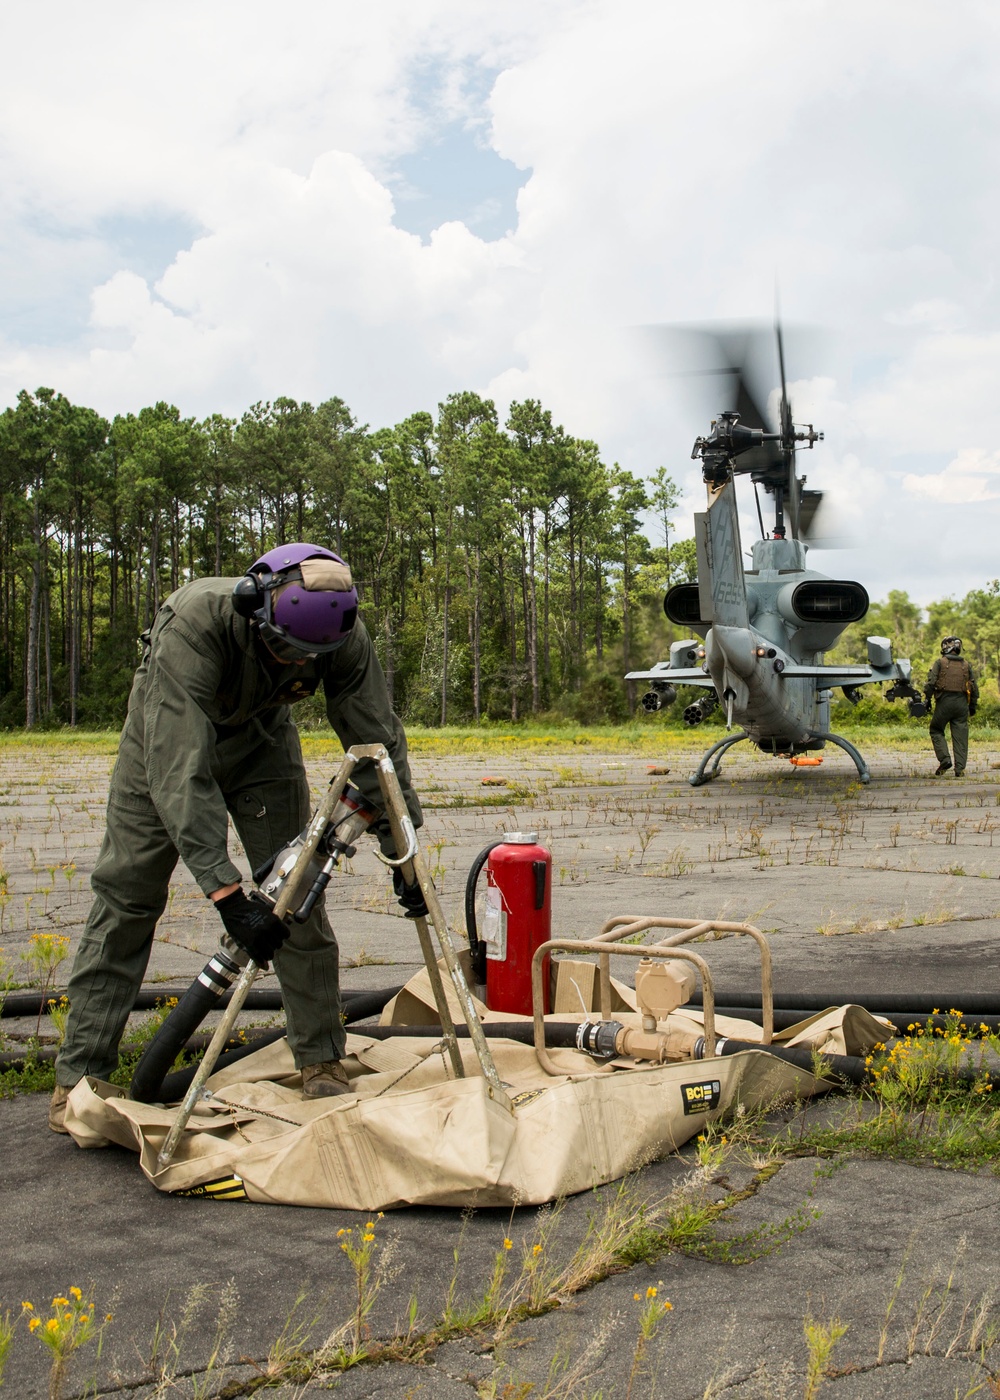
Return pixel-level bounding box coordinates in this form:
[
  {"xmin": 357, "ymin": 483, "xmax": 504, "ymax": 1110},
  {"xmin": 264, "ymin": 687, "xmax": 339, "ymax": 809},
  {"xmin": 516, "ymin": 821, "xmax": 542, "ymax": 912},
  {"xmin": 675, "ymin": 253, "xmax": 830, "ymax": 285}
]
[
  {"xmin": 934, "ymin": 760, "xmax": 952, "ymax": 776},
  {"xmin": 301, "ymin": 1061, "xmax": 351, "ymax": 1099},
  {"xmin": 48, "ymin": 1084, "xmax": 72, "ymax": 1134}
]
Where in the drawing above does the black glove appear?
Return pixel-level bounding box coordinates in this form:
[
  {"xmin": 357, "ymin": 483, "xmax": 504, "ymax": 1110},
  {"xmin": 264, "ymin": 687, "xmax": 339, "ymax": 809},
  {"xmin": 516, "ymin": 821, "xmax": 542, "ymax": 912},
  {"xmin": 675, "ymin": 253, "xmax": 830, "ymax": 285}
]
[
  {"xmin": 215, "ymin": 888, "xmax": 289, "ymax": 965},
  {"xmin": 969, "ymin": 703, "xmax": 977, "ymax": 717},
  {"xmin": 392, "ymin": 868, "xmax": 429, "ymax": 919}
]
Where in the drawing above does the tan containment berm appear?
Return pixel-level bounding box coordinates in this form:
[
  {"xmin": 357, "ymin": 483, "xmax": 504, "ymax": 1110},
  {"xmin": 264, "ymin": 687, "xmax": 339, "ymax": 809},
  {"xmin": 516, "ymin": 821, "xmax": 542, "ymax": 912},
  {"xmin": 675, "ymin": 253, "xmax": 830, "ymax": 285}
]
[{"xmin": 62, "ymin": 971, "xmax": 888, "ymax": 1211}]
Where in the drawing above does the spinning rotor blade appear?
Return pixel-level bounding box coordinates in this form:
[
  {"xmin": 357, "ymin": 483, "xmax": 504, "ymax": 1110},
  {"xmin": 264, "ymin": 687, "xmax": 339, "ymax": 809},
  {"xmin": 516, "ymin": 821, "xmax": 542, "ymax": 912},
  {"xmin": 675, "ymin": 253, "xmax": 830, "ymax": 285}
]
[
  {"xmin": 797, "ymin": 488, "xmax": 825, "ymax": 539},
  {"xmin": 636, "ymin": 324, "xmax": 785, "ymax": 478},
  {"xmin": 634, "ymin": 320, "xmax": 836, "ymax": 541},
  {"xmin": 775, "ymin": 318, "xmax": 799, "ymax": 539}
]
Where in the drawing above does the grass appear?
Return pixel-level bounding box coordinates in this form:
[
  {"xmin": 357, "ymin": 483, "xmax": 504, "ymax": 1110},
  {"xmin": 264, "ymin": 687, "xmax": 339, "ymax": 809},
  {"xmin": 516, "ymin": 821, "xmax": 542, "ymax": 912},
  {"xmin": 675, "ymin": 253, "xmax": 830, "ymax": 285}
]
[
  {"xmin": 759, "ymin": 1012, "xmax": 1000, "ymax": 1173},
  {"xmin": 0, "ymin": 997, "xmax": 188, "ymax": 1100},
  {"xmin": 8, "ymin": 732, "xmax": 1000, "ymax": 1392},
  {"xmin": 0, "ymin": 721, "xmax": 974, "ymax": 762}
]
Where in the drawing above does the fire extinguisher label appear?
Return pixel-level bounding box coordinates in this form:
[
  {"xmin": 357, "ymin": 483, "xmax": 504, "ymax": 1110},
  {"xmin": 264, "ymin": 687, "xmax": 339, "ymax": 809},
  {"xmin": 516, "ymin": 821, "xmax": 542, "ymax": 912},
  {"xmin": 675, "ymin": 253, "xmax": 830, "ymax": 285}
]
[
  {"xmin": 482, "ymin": 886, "xmax": 508, "ymax": 961},
  {"xmin": 680, "ymin": 1079, "xmax": 722, "ymax": 1114}
]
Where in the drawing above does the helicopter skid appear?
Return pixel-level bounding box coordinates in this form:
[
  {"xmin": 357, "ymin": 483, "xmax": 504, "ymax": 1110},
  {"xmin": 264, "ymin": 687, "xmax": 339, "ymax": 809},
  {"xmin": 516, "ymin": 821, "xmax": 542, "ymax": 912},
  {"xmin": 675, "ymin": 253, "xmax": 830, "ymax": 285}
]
[
  {"xmin": 806, "ymin": 731, "xmax": 870, "ymax": 784},
  {"xmin": 689, "ymin": 730, "xmax": 750, "ymax": 787},
  {"xmin": 688, "ymin": 728, "xmax": 870, "ymax": 787}
]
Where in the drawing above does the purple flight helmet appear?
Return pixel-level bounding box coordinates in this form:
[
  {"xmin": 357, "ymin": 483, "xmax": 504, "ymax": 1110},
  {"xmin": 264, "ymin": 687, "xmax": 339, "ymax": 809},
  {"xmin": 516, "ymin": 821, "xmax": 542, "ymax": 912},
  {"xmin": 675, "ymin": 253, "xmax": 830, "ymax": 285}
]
[{"xmin": 234, "ymin": 543, "xmax": 358, "ymax": 658}]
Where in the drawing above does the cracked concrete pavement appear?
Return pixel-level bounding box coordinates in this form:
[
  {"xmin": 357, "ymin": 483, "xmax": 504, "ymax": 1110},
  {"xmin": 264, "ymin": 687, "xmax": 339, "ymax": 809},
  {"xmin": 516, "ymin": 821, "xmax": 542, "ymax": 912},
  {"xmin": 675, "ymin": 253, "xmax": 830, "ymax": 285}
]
[{"xmin": 3, "ymin": 735, "xmax": 1000, "ymax": 1397}]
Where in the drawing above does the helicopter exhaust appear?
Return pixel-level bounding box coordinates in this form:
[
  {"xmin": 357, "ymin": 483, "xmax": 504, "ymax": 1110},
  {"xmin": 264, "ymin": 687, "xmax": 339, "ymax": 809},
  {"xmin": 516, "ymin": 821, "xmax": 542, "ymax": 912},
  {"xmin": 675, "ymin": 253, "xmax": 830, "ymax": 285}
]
[
  {"xmin": 683, "ymin": 693, "xmax": 718, "ymax": 727},
  {"xmin": 641, "ymin": 682, "xmax": 677, "ymax": 713}
]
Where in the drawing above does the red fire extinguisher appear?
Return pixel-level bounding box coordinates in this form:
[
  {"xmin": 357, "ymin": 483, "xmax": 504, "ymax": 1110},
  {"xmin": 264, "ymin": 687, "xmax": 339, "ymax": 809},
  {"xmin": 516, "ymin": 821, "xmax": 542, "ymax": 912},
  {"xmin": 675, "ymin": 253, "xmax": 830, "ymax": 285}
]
[{"xmin": 474, "ymin": 832, "xmax": 552, "ymax": 1017}]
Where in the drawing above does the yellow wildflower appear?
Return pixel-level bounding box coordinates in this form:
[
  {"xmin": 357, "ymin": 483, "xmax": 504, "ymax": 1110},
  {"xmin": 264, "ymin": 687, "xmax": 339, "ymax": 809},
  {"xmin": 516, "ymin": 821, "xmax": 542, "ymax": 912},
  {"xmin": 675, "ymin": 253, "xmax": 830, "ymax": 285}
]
[
  {"xmin": 502, "ymin": 1238, "xmax": 513, "ymax": 1251},
  {"xmin": 46, "ymin": 1319, "xmax": 59, "ymax": 1333},
  {"xmin": 532, "ymin": 1243, "xmax": 543, "ymax": 1256},
  {"xmin": 646, "ymin": 1286, "xmax": 657, "ymax": 1299},
  {"xmin": 52, "ymin": 1297, "xmax": 68, "ymax": 1307},
  {"xmin": 363, "ymin": 1233, "xmax": 375, "ymax": 1243},
  {"xmin": 29, "ymin": 1318, "xmax": 41, "ymax": 1333},
  {"xmin": 69, "ymin": 1287, "xmax": 82, "ymax": 1301},
  {"xmin": 21, "ymin": 1302, "xmax": 33, "ymax": 1311}
]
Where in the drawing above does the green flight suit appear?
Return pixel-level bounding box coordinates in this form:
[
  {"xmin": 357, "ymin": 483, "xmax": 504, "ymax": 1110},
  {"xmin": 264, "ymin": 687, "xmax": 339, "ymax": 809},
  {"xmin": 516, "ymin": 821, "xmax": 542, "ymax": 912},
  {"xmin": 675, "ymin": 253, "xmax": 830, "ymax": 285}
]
[
  {"xmin": 56, "ymin": 578, "xmax": 422, "ymax": 1088},
  {"xmin": 925, "ymin": 656, "xmax": 978, "ymax": 774}
]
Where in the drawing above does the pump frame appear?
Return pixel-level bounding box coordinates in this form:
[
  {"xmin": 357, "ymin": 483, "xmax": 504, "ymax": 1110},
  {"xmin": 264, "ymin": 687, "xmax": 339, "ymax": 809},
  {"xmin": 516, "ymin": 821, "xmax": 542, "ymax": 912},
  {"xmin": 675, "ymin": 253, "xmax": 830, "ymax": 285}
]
[{"xmin": 530, "ymin": 916, "xmax": 773, "ymax": 1078}]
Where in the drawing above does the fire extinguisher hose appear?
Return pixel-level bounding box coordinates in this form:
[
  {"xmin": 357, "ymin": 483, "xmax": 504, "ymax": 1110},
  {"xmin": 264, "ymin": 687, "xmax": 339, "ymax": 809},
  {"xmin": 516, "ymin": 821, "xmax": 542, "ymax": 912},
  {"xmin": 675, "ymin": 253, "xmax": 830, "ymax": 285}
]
[{"xmin": 465, "ymin": 841, "xmax": 504, "ymax": 984}]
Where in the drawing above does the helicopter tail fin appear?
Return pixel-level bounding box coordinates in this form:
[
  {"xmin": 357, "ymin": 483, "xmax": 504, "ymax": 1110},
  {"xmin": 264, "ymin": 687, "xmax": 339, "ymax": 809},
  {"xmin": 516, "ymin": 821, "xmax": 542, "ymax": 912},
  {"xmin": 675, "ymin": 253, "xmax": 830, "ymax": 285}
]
[{"xmin": 694, "ymin": 477, "xmax": 748, "ymax": 629}]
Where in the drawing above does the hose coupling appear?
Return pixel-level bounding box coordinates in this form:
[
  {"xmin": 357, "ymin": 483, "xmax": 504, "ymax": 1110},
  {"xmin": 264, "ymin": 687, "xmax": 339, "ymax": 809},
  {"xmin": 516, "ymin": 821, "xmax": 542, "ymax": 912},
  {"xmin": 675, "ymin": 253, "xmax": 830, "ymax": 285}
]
[
  {"xmin": 197, "ymin": 950, "xmax": 244, "ymax": 996},
  {"xmin": 575, "ymin": 1020, "xmax": 624, "ymax": 1059}
]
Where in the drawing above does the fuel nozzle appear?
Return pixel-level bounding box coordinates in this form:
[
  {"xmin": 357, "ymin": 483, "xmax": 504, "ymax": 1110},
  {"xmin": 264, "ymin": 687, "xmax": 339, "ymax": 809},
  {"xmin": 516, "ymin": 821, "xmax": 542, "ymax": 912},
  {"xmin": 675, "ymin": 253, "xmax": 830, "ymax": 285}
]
[{"xmin": 253, "ymin": 782, "xmax": 383, "ymax": 923}]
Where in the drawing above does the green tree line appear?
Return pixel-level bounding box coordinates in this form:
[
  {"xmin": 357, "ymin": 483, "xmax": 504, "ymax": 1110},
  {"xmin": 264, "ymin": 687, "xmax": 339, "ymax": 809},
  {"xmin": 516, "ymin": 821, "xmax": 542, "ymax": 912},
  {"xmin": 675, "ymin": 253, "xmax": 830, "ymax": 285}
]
[
  {"xmin": 0, "ymin": 387, "xmax": 696, "ymax": 729},
  {"xmin": 2, "ymin": 385, "xmax": 996, "ymax": 732}
]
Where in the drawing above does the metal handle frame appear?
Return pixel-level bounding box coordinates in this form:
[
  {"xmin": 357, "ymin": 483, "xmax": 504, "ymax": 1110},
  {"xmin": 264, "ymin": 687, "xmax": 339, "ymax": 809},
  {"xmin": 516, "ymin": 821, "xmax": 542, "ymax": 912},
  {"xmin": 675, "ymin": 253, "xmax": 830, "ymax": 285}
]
[
  {"xmin": 531, "ymin": 939, "xmax": 716, "ymax": 1077},
  {"xmin": 593, "ymin": 915, "xmax": 773, "ymax": 1045}
]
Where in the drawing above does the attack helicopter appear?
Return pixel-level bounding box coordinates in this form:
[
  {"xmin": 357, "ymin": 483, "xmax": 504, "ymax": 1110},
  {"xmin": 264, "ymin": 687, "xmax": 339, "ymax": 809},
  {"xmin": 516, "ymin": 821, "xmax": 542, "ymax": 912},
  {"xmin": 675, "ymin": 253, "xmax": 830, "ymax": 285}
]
[{"xmin": 625, "ymin": 325, "xmax": 925, "ymax": 786}]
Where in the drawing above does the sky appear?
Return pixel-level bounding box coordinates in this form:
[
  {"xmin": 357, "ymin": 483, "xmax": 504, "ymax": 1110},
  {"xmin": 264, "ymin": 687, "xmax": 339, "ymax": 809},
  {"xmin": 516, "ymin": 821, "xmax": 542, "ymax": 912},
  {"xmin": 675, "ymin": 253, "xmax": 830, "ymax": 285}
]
[{"xmin": 2, "ymin": 0, "xmax": 999, "ymax": 608}]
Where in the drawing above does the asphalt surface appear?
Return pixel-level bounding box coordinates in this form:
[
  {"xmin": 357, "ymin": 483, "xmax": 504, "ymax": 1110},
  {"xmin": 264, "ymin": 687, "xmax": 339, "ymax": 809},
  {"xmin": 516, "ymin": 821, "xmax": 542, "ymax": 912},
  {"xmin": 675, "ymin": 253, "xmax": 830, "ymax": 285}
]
[{"xmin": 4, "ymin": 738, "xmax": 1000, "ymax": 1397}]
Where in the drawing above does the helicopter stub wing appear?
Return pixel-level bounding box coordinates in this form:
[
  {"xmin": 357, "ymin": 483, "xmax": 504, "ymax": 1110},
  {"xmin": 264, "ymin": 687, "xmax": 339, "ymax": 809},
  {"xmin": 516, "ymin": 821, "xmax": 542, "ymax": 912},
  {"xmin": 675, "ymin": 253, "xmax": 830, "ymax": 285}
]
[
  {"xmin": 779, "ymin": 663, "xmax": 910, "ymax": 690},
  {"xmin": 625, "ymin": 667, "xmax": 714, "ymax": 687}
]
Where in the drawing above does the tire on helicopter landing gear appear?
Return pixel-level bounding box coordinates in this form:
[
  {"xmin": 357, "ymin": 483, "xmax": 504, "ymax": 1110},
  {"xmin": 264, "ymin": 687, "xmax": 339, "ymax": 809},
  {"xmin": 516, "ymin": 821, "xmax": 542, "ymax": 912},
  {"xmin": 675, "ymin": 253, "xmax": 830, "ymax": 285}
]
[{"xmin": 689, "ymin": 730, "xmax": 750, "ymax": 787}]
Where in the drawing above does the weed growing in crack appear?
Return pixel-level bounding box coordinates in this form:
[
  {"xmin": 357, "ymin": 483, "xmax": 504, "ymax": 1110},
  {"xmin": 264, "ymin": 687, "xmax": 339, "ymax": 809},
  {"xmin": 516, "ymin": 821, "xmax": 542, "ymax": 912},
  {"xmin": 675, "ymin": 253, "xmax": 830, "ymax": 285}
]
[
  {"xmin": 625, "ymin": 1283, "xmax": 672, "ymax": 1400},
  {"xmin": 0, "ymin": 1310, "xmax": 13, "ymax": 1390},
  {"xmin": 785, "ymin": 1012, "xmax": 1000, "ymax": 1170},
  {"xmin": 802, "ymin": 1314, "xmax": 848, "ymax": 1399},
  {"xmin": 21, "ymin": 1287, "xmax": 112, "ymax": 1400}
]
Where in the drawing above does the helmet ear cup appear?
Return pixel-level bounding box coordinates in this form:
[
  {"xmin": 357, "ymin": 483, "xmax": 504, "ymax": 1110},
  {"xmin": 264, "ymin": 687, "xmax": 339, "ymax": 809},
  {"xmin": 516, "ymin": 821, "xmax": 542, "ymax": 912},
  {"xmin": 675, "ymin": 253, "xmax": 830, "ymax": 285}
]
[{"xmin": 232, "ymin": 574, "xmax": 264, "ymax": 618}]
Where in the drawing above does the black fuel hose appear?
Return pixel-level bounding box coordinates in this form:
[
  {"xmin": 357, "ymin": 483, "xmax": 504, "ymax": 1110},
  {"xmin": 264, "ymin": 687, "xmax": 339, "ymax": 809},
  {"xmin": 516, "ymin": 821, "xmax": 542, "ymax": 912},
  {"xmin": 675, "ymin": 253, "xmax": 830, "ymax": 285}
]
[
  {"xmin": 707, "ymin": 1008, "xmax": 1000, "ymax": 1037},
  {"xmin": 465, "ymin": 841, "xmax": 504, "ymax": 984},
  {"xmin": 129, "ymin": 978, "xmax": 402, "ymax": 1104},
  {"xmin": 702, "ymin": 1035, "xmax": 1000, "ymax": 1091},
  {"xmin": 700, "ymin": 1036, "xmax": 868, "ymax": 1086},
  {"xmin": 154, "ymin": 1027, "xmax": 289, "ymax": 1101},
  {"xmin": 687, "ymin": 991, "xmax": 1000, "ymax": 1017},
  {"xmin": 2, "ymin": 984, "xmax": 399, "ymax": 1022},
  {"xmin": 0, "ymin": 1025, "xmax": 282, "ymax": 1074}
]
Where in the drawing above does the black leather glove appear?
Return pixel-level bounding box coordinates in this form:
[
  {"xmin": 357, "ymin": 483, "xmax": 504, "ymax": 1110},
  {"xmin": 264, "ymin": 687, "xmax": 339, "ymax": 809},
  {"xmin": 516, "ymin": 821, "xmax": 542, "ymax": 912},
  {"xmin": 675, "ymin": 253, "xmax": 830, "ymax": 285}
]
[
  {"xmin": 215, "ymin": 888, "xmax": 288, "ymax": 965},
  {"xmin": 392, "ymin": 868, "xmax": 429, "ymax": 919}
]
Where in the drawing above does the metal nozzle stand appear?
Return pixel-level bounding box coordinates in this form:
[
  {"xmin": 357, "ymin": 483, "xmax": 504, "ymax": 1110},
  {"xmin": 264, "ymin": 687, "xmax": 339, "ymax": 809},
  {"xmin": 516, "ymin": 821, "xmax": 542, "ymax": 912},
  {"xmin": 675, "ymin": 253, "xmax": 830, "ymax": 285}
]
[
  {"xmin": 157, "ymin": 746, "xmax": 504, "ymax": 1170},
  {"xmin": 364, "ymin": 746, "xmax": 504, "ymax": 1100}
]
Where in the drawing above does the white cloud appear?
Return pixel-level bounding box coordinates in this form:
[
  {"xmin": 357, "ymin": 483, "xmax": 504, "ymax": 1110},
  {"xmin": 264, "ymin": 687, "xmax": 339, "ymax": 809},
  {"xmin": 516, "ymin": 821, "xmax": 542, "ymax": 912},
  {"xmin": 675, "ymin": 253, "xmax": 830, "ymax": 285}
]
[
  {"xmin": 1, "ymin": 1, "xmax": 1000, "ymax": 602},
  {"xmin": 903, "ymin": 449, "xmax": 1000, "ymax": 504}
]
